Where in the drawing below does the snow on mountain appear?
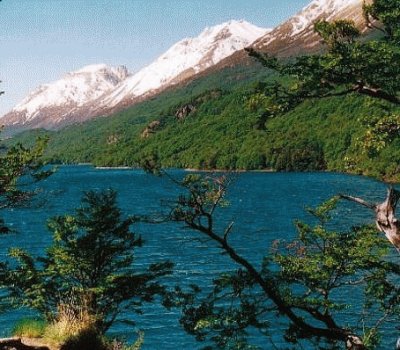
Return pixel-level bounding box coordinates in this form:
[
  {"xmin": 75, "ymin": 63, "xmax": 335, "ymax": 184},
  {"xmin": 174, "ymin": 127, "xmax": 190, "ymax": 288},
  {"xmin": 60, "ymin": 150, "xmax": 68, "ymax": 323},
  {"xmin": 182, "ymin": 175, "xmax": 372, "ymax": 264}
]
[
  {"xmin": 99, "ymin": 20, "xmax": 270, "ymax": 110},
  {"xmin": 290, "ymin": 0, "xmax": 361, "ymax": 36},
  {"xmin": 253, "ymin": 0, "xmax": 365, "ymax": 55},
  {"xmin": 1, "ymin": 65, "xmax": 129, "ymax": 130},
  {"xmin": 2, "ymin": 20, "xmax": 269, "ymax": 130},
  {"xmin": 2, "ymin": 0, "xmax": 367, "ymax": 131}
]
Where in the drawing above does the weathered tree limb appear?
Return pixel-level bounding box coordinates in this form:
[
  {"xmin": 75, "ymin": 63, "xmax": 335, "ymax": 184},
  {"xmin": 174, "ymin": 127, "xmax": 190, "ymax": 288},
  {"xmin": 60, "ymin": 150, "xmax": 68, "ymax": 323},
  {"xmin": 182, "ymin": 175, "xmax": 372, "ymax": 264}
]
[
  {"xmin": 339, "ymin": 194, "xmax": 376, "ymax": 210},
  {"xmin": 177, "ymin": 181, "xmax": 368, "ymax": 349},
  {"xmin": 340, "ymin": 187, "xmax": 400, "ymax": 250},
  {"xmin": 346, "ymin": 335, "xmax": 366, "ymax": 350}
]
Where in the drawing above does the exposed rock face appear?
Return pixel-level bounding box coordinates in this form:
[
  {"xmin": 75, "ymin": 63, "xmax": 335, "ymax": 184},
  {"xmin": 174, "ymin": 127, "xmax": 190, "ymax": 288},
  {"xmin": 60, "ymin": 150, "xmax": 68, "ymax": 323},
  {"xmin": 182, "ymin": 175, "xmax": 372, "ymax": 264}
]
[
  {"xmin": 197, "ymin": 0, "xmax": 369, "ymax": 77},
  {"xmin": 141, "ymin": 120, "xmax": 161, "ymax": 138},
  {"xmin": 0, "ymin": 337, "xmax": 50, "ymax": 350},
  {"xmin": 253, "ymin": 0, "xmax": 368, "ymax": 56},
  {"xmin": 175, "ymin": 104, "xmax": 196, "ymax": 121}
]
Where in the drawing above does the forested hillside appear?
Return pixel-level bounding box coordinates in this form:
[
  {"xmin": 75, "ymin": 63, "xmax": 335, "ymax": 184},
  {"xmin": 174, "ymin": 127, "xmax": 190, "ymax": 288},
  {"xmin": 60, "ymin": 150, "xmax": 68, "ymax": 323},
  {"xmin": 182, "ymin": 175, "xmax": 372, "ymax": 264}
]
[{"xmin": 9, "ymin": 61, "xmax": 400, "ymax": 180}]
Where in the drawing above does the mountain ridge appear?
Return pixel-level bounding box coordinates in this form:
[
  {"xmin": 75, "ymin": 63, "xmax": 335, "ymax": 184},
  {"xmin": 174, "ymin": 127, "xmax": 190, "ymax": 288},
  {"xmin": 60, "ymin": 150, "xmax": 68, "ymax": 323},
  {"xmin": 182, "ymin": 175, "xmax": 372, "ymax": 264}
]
[
  {"xmin": 2, "ymin": 0, "xmax": 369, "ymax": 131},
  {"xmin": 2, "ymin": 20, "xmax": 269, "ymax": 131},
  {"xmin": 2, "ymin": 64, "xmax": 129, "ymax": 130}
]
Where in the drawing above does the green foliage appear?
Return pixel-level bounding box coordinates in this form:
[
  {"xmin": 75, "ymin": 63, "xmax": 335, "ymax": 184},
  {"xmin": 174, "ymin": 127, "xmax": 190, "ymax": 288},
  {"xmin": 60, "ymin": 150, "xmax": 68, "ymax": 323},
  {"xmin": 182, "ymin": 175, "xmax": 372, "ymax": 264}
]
[
  {"xmin": 7, "ymin": 83, "xmax": 396, "ymax": 181},
  {"xmin": 11, "ymin": 85, "xmax": 391, "ymax": 174},
  {"xmin": 0, "ymin": 135, "xmax": 54, "ymax": 232},
  {"xmin": 166, "ymin": 4, "xmax": 400, "ymax": 347},
  {"xmin": 356, "ymin": 114, "xmax": 400, "ymax": 155},
  {"xmin": 7, "ymin": 190, "xmax": 173, "ymax": 334},
  {"xmin": 59, "ymin": 328, "xmax": 144, "ymax": 350},
  {"xmin": 169, "ymin": 174, "xmax": 399, "ymax": 349},
  {"xmin": 271, "ymin": 197, "xmax": 400, "ymax": 348},
  {"xmin": 363, "ymin": 0, "xmax": 400, "ymax": 44},
  {"xmin": 246, "ymin": 1, "xmax": 400, "ymax": 181},
  {"xmin": 0, "ymin": 132, "xmax": 54, "ymax": 314},
  {"xmin": 12, "ymin": 318, "xmax": 47, "ymax": 338},
  {"xmin": 6, "ymin": 32, "xmax": 400, "ymax": 178},
  {"xmin": 314, "ymin": 19, "xmax": 361, "ymax": 47},
  {"xmin": 248, "ymin": 14, "xmax": 400, "ymax": 105}
]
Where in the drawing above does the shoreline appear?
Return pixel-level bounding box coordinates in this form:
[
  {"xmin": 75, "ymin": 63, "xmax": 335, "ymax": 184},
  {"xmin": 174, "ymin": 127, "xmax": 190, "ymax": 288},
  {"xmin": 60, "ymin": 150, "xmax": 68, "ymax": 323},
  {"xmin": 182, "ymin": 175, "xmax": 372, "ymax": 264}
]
[
  {"xmin": 95, "ymin": 166, "xmax": 133, "ymax": 170},
  {"xmin": 61, "ymin": 164, "xmax": 395, "ymax": 182},
  {"xmin": 76, "ymin": 164, "xmax": 277, "ymax": 172},
  {"xmin": 184, "ymin": 168, "xmax": 275, "ymax": 173}
]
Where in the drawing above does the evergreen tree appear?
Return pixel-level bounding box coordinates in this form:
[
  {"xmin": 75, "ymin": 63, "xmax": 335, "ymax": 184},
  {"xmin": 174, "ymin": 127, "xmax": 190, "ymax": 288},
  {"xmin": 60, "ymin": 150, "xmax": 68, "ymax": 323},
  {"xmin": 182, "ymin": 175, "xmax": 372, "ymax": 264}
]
[{"xmin": 8, "ymin": 190, "xmax": 173, "ymax": 333}]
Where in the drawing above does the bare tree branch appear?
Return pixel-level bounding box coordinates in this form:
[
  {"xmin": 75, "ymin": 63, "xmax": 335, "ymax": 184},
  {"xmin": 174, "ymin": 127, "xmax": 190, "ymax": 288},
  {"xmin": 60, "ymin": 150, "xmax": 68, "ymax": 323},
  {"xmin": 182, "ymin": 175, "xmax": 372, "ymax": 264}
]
[
  {"xmin": 341, "ymin": 188, "xmax": 400, "ymax": 250},
  {"xmin": 339, "ymin": 194, "xmax": 376, "ymax": 210}
]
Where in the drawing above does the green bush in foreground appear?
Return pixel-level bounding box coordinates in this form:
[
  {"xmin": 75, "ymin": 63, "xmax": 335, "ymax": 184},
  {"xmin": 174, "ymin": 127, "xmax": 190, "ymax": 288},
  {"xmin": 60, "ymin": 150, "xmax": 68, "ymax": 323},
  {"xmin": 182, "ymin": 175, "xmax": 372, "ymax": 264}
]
[
  {"xmin": 8, "ymin": 190, "xmax": 173, "ymax": 334},
  {"xmin": 12, "ymin": 318, "xmax": 47, "ymax": 338}
]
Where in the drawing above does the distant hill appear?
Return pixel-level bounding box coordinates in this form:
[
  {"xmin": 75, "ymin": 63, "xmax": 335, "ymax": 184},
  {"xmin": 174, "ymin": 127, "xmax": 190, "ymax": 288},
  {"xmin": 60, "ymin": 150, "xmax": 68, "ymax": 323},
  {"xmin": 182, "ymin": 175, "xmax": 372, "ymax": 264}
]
[{"xmin": 6, "ymin": 61, "xmax": 399, "ymax": 180}]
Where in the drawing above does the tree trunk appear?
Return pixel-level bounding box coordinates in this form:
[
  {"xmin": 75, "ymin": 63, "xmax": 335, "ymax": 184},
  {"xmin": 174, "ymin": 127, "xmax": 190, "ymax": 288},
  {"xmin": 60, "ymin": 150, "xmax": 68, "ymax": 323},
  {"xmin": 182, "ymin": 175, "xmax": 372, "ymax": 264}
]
[
  {"xmin": 341, "ymin": 187, "xmax": 400, "ymax": 250},
  {"xmin": 375, "ymin": 187, "xmax": 400, "ymax": 249},
  {"xmin": 346, "ymin": 335, "xmax": 366, "ymax": 350}
]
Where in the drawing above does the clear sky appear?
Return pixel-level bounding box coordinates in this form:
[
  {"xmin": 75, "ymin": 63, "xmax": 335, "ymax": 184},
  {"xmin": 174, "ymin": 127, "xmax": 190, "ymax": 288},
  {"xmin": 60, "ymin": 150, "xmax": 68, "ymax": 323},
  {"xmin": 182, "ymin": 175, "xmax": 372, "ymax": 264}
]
[{"xmin": 0, "ymin": 0, "xmax": 310, "ymax": 116}]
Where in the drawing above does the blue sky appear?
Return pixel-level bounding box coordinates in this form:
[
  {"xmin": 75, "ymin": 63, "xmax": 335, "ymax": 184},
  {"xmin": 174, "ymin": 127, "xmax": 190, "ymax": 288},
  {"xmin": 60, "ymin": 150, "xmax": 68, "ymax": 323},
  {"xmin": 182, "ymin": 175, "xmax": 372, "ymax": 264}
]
[{"xmin": 0, "ymin": 0, "xmax": 310, "ymax": 115}]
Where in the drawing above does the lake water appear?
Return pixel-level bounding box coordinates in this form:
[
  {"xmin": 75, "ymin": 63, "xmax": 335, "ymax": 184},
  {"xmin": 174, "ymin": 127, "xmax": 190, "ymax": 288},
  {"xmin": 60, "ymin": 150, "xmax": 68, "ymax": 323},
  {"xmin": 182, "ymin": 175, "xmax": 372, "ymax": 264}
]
[{"xmin": 0, "ymin": 166, "xmax": 397, "ymax": 349}]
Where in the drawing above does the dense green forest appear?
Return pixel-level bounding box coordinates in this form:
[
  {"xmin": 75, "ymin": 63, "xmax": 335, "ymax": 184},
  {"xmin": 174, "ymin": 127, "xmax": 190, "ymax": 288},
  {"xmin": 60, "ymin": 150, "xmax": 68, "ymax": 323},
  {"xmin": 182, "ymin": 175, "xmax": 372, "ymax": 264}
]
[{"xmin": 9, "ymin": 60, "xmax": 400, "ymax": 181}]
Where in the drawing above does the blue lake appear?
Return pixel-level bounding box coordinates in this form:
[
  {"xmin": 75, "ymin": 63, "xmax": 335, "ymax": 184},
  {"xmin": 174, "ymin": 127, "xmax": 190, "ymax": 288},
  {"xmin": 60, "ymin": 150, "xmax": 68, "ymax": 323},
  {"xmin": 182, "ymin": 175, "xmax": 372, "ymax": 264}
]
[{"xmin": 0, "ymin": 166, "xmax": 397, "ymax": 349}]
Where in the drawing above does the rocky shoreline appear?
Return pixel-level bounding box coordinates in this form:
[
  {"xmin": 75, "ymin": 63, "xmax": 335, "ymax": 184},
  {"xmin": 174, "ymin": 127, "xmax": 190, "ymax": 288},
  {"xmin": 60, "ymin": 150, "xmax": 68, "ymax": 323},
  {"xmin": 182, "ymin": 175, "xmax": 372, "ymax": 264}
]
[{"xmin": 0, "ymin": 337, "xmax": 57, "ymax": 350}]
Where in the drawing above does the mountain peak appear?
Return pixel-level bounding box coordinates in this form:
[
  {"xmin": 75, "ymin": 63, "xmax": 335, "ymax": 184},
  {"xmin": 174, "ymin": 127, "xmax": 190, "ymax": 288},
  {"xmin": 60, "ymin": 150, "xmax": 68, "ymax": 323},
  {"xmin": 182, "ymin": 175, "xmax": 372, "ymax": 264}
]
[
  {"xmin": 98, "ymin": 20, "xmax": 270, "ymax": 110},
  {"xmin": 202, "ymin": 19, "xmax": 268, "ymax": 36},
  {"xmin": 3, "ymin": 0, "xmax": 366, "ymax": 132},
  {"xmin": 2, "ymin": 64, "xmax": 130, "ymax": 129},
  {"xmin": 71, "ymin": 64, "xmax": 129, "ymax": 81},
  {"xmin": 2, "ymin": 19, "xmax": 269, "ymax": 130},
  {"xmin": 73, "ymin": 64, "xmax": 110, "ymax": 74}
]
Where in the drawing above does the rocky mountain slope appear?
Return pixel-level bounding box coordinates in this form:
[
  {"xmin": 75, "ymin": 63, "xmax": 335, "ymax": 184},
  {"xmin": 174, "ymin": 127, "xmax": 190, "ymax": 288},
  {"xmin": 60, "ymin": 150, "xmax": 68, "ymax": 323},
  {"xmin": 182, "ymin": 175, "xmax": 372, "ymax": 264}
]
[
  {"xmin": 199, "ymin": 0, "xmax": 368, "ymax": 77},
  {"xmin": 252, "ymin": 0, "xmax": 367, "ymax": 56},
  {"xmin": 97, "ymin": 20, "xmax": 269, "ymax": 112}
]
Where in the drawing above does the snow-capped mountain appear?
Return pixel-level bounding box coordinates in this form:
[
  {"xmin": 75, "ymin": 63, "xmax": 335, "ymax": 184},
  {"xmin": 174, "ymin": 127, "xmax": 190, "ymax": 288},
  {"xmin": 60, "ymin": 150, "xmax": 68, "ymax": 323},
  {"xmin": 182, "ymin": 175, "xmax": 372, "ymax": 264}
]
[
  {"xmin": 204, "ymin": 0, "xmax": 367, "ymax": 77},
  {"xmin": 96, "ymin": 20, "xmax": 270, "ymax": 112},
  {"xmin": 2, "ymin": 0, "xmax": 369, "ymax": 131},
  {"xmin": 252, "ymin": 0, "xmax": 367, "ymax": 55},
  {"xmin": 2, "ymin": 64, "xmax": 129, "ymax": 129},
  {"xmin": 2, "ymin": 20, "xmax": 269, "ymax": 130}
]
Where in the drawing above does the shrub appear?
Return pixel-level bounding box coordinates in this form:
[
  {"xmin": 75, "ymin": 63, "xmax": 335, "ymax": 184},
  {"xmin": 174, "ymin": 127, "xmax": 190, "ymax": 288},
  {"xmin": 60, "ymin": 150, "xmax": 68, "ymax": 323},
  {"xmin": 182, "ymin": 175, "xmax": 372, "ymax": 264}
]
[
  {"xmin": 8, "ymin": 190, "xmax": 173, "ymax": 335},
  {"xmin": 12, "ymin": 318, "xmax": 46, "ymax": 338},
  {"xmin": 60, "ymin": 328, "xmax": 107, "ymax": 350}
]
